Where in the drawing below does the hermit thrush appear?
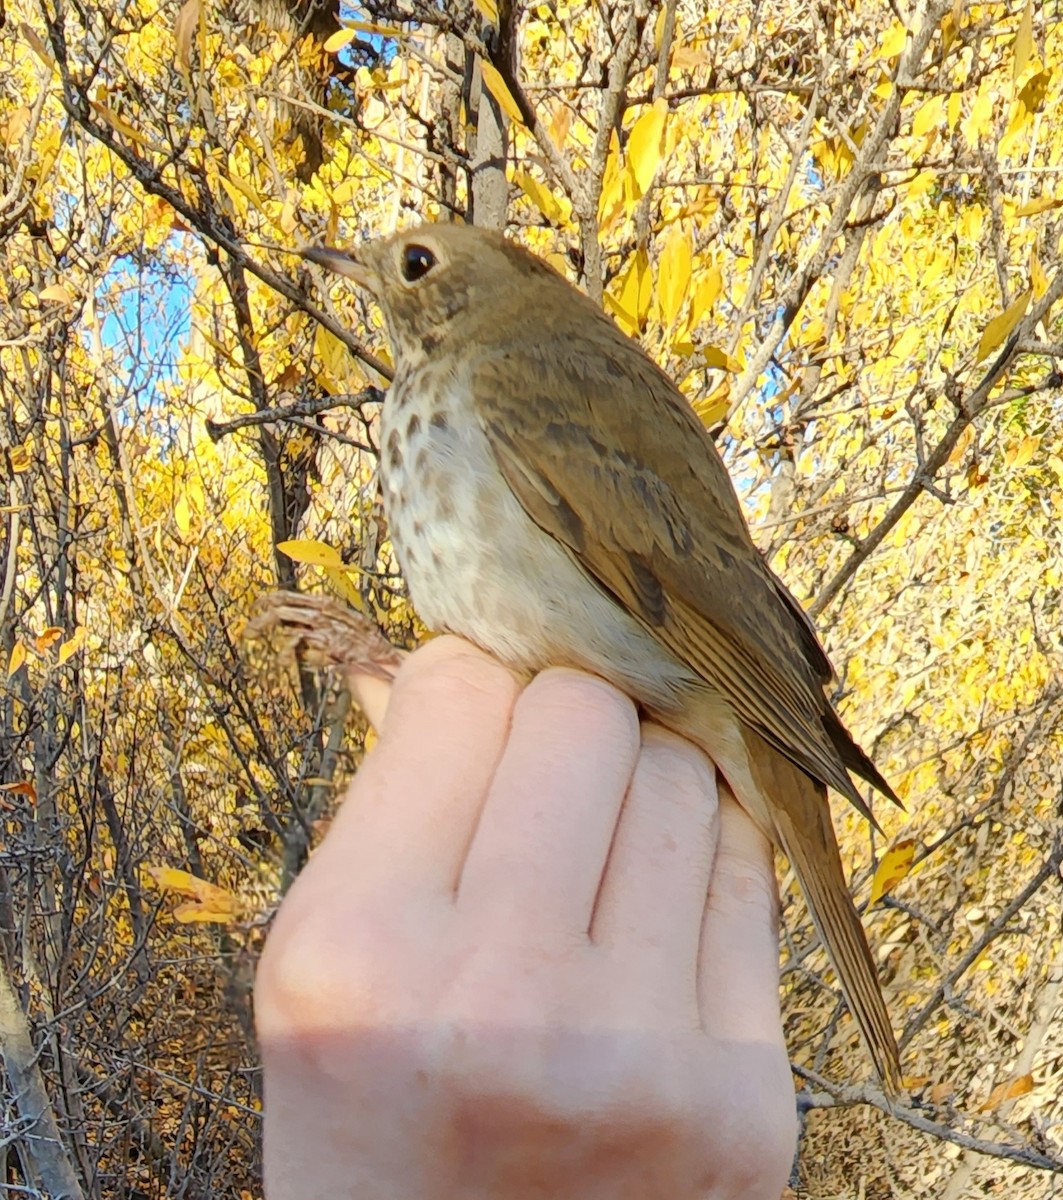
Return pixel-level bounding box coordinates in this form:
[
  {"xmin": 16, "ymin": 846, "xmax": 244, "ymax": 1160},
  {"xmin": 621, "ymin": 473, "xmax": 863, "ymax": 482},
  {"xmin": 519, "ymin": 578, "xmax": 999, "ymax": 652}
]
[{"xmin": 300, "ymin": 224, "xmax": 902, "ymax": 1092}]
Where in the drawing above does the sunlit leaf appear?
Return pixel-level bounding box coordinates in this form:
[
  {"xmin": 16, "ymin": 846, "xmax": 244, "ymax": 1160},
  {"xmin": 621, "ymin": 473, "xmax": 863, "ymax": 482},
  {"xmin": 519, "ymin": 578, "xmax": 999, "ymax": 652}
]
[
  {"xmin": 58, "ymin": 626, "xmax": 86, "ymax": 665},
  {"xmin": 513, "ymin": 169, "xmax": 566, "ymax": 224},
  {"xmin": 38, "ymin": 284, "xmax": 74, "ymax": 304},
  {"xmin": 144, "ymin": 865, "xmax": 242, "ymax": 925},
  {"xmin": 869, "ymin": 838, "xmax": 917, "ymax": 905},
  {"xmin": 277, "ymin": 538, "xmax": 344, "ymax": 567},
  {"xmin": 323, "ymin": 28, "xmax": 356, "ymax": 54},
  {"xmin": 979, "ymin": 1073, "xmax": 1034, "ymax": 1112},
  {"xmin": 627, "ymin": 98, "xmax": 667, "ymax": 195},
  {"xmin": 1031, "ymin": 249, "xmax": 1048, "ymax": 299},
  {"xmin": 658, "ymin": 224, "xmax": 692, "ymax": 330},
  {"xmin": 174, "ymin": 492, "xmax": 192, "ymax": 537},
  {"xmin": 1013, "ymin": 0, "xmax": 1035, "ymax": 84},
  {"xmin": 976, "ymin": 289, "xmax": 1031, "ymax": 362},
  {"xmin": 479, "ymin": 61, "xmax": 524, "ymax": 125}
]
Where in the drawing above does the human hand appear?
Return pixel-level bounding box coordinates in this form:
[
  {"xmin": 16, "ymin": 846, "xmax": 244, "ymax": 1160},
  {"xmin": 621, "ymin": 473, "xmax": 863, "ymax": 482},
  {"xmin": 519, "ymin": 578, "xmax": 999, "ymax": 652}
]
[{"xmin": 256, "ymin": 636, "xmax": 796, "ymax": 1199}]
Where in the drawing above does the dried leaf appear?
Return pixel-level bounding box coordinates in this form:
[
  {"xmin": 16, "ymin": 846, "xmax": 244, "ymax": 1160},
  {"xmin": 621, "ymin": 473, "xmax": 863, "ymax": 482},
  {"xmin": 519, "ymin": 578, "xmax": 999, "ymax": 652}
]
[
  {"xmin": 34, "ymin": 626, "xmax": 63, "ymax": 653},
  {"xmin": 38, "ymin": 284, "xmax": 74, "ymax": 304},
  {"xmin": 174, "ymin": 0, "xmax": 201, "ymax": 72},
  {"xmin": 0, "ymin": 780, "xmax": 37, "ymax": 804},
  {"xmin": 980, "ymin": 1073, "xmax": 1034, "ymax": 1112}
]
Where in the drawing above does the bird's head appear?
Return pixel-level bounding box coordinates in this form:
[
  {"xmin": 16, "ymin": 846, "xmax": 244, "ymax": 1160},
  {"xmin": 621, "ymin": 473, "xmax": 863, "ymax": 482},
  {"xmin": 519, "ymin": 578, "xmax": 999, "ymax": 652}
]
[{"xmin": 300, "ymin": 222, "xmax": 564, "ymax": 364}]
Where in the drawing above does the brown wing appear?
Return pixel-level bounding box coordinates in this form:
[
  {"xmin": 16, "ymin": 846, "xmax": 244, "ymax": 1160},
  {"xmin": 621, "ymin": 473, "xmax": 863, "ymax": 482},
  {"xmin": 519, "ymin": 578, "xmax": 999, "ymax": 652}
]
[{"xmin": 472, "ymin": 317, "xmax": 894, "ymax": 811}]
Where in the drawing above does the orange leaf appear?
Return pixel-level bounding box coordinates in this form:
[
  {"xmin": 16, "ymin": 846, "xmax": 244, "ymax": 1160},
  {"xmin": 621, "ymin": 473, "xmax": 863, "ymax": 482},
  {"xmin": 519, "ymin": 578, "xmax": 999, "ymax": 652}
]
[
  {"xmin": 0, "ymin": 780, "xmax": 37, "ymax": 805},
  {"xmin": 35, "ymin": 626, "xmax": 63, "ymax": 653},
  {"xmin": 980, "ymin": 1073, "xmax": 1034, "ymax": 1112}
]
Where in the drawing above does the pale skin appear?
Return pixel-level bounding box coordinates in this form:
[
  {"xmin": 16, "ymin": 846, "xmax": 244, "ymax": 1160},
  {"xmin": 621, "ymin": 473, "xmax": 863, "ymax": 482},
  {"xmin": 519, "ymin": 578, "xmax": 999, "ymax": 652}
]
[{"xmin": 255, "ymin": 636, "xmax": 797, "ymax": 1199}]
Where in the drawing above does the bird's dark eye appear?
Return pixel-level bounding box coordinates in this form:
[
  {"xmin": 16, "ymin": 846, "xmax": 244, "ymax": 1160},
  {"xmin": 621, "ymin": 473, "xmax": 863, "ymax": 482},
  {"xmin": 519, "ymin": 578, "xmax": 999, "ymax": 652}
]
[{"xmin": 402, "ymin": 245, "xmax": 436, "ymax": 282}]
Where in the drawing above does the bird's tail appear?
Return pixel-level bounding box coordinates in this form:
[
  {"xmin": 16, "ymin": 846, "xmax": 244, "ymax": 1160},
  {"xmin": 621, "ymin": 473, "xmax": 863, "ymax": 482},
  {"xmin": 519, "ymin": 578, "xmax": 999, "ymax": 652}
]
[{"xmin": 652, "ymin": 696, "xmax": 901, "ymax": 1094}]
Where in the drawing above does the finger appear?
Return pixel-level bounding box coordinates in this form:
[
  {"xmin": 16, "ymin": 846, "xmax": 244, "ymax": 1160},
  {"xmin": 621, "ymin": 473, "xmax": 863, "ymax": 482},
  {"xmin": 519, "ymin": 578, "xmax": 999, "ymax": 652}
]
[
  {"xmin": 591, "ymin": 727, "xmax": 719, "ymax": 989},
  {"xmin": 457, "ymin": 669, "xmax": 640, "ymax": 935},
  {"xmin": 349, "ymin": 672, "xmax": 393, "ymax": 731},
  {"xmin": 697, "ymin": 784, "xmax": 784, "ymax": 1043},
  {"xmin": 315, "ymin": 636, "xmax": 522, "ymax": 895}
]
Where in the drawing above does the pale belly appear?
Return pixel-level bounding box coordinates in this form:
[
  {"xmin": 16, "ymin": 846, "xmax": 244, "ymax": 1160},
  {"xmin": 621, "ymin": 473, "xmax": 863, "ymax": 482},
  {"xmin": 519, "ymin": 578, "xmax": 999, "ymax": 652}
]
[{"xmin": 379, "ymin": 372, "xmax": 698, "ymax": 712}]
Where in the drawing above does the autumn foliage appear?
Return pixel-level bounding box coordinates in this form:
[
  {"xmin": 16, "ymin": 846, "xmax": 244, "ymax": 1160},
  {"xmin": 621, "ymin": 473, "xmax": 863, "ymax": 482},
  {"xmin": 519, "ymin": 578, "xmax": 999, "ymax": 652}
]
[{"xmin": 0, "ymin": 0, "xmax": 1061, "ymax": 1195}]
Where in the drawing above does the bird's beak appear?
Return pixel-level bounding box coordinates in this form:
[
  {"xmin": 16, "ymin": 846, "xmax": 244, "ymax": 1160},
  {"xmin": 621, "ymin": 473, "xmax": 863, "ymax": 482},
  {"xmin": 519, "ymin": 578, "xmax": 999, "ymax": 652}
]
[{"xmin": 297, "ymin": 244, "xmax": 376, "ymax": 289}]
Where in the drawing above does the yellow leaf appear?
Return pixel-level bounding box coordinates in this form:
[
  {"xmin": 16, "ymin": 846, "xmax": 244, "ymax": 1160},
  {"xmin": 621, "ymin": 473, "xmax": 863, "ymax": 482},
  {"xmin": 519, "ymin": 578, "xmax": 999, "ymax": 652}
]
[
  {"xmin": 1013, "ymin": 0, "xmax": 1034, "ymax": 84},
  {"xmin": 324, "ymin": 566, "xmax": 367, "ymax": 613},
  {"xmin": 323, "ymin": 28, "xmax": 356, "ymax": 53},
  {"xmin": 1005, "ymin": 435, "xmax": 1040, "ymax": 469},
  {"xmin": 9, "ymin": 445, "xmax": 31, "ymax": 473},
  {"xmin": 38, "ymin": 284, "xmax": 74, "ymax": 304},
  {"xmin": 604, "ymin": 249, "xmax": 651, "ymax": 336},
  {"xmin": 144, "ymin": 865, "xmax": 242, "ymax": 925},
  {"xmin": 626, "ymin": 98, "xmax": 668, "ymax": 195},
  {"xmin": 174, "ymin": 492, "xmax": 192, "ymax": 537},
  {"xmin": 880, "ymin": 22, "xmax": 908, "ymax": 59},
  {"xmin": 58, "ymin": 626, "xmax": 86, "ymax": 665},
  {"xmin": 315, "ymin": 325, "xmax": 352, "ymax": 380},
  {"xmin": 1014, "ymin": 195, "xmax": 1063, "ymax": 217},
  {"xmin": 513, "ymin": 169, "xmax": 565, "ymax": 224},
  {"xmin": 277, "ymin": 538, "xmax": 344, "ymax": 567},
  {"xmin": 961, "ymin": 86, "xmax": 995, "ymax": 145},
  {"xmin": 869, "ymin": 838, "xmax": 917, "ymax": 905},
  {"xmin": 690, "ymin": 263, "xmax": 722, "ymax": 323},
  {"xmin": 694, "ymin": 380, "xmax": 730, "ymax": 426},
  {"xmin": 479, "ymin": 61, "xmax": 523, "ymax": 125},
  {"xmin": 219, "ymin": 172, "xmax": 264, "ymax": 213},
  {"xmin": 979, "ymin": 1073, "xmax": 1034, "ymax": 1112},
  {"xmin": 19, "ymin": 21, "xmax": 54, "ymax": 68},
  {"xmin": 701, "ymin": 345, "xmax": 739, "ymax": 371},
  {"xmin": 1031, "ymin": 249, "xmax": 1048, "ymax": 299},
  {"xmin": 597, "ymin": 129, "xmax": 624, "ymax": 230},
  {"xmin": 90, "ymin": 101, "xmax": 153, "ymax": 150},
  {"xmin": 976, "ymin": 289, "xmax": 1031, "ymax": 362},
  {"xmin": 34, "ymin": 627, "xmax": 62, "ymax": 653},
  {"xmin": 7, "ymin": 641, "xmax": 26, "ymax": 677},
  {"xmin": 473, "ymin": 0, "xmax": 499, "ymax": 19},
  {"xmin": 174, "ymin": 0, "xmax": 201, "ymax": 71},
  {"xmin": 912, "ymin": 95, "xmax": 945, "ymax": 138},
  {"xmin": 658, "ymin": 225, "xmax": 692, "ymax": 330}
]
